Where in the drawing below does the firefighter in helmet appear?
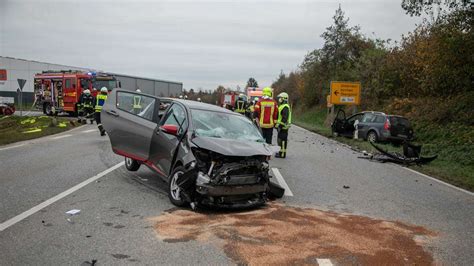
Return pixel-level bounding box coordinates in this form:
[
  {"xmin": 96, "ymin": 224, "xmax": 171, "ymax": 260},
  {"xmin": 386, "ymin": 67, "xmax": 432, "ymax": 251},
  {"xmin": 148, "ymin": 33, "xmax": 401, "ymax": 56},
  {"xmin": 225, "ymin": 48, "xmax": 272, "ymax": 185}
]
[
  {"xmin": 254, "ymin": 87, "xmax": 277, "ymax": 144},
  {"xmin": 95, "ymin": 87, "xmax": 108, "ymax": 136},
  {"xmin": 78, "ymin": 89, "xmax": 95, "ymax": 124},
  {"xmin": 234, "ymin": 93, "xmax": 247, "ymax": 115},
  {"xmin": 133, "ymin": 89, "xmax": 142, "ymax": 114},
  {"xmin": 275, "ymin": 92, "xmax": 292, "ymax": 158}
]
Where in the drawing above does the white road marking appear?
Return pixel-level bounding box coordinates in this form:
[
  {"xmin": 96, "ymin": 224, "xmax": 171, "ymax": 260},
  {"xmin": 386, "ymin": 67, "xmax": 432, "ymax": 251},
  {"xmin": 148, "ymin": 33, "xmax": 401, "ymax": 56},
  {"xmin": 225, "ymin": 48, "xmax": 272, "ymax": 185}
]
[
  {"xmin": 0, "ymin": 162, "xmax": 124, "ymax": 232},
  {"xmin": 0, "ymin": 143, "xmax": 26, "ymax": 151},
  {"xmin": 402, "ymin": 167, "xmax": 474, "ymax": 196},
  {"xmin": 317, "ymin": 258, "xmax": 333, "ymax": 266},
  {"xmin": 81, "ymin": 129, "xmax": 96, "ymax": 133},
  {"xmin": 271, "ymin": 168, "xmax": 294, "ymax": 197},
  {"xmin": 51, "ymin": 134, "xmax": 72, "ymax": 140}
]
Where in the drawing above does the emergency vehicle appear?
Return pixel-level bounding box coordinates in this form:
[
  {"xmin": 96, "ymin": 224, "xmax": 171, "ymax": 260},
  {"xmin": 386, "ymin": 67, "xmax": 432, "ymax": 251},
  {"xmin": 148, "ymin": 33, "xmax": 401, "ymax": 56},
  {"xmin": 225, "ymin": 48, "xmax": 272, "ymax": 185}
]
[
  {"xmin": 34, "ymin": 70, "xmax": 119, "ymax": 116},
  {"xmin": 246, "ymin": 87, "xmax": 263, "ymax": 100}
]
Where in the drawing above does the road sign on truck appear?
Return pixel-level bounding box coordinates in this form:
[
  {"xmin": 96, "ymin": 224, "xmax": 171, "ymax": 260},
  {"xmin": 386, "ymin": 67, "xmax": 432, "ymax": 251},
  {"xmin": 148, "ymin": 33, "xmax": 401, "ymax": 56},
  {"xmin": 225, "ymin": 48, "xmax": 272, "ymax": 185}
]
[{"xmin": 330, "ymin": 81, "xmax": 361, "ymax": 105}]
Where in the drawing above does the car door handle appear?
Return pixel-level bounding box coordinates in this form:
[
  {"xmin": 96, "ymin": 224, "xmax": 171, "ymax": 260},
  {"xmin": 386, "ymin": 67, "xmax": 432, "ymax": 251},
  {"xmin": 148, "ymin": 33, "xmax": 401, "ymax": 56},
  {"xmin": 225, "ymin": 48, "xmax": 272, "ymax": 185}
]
[{"xmin": 106, "ymin": 110, "xmax": 119, "ymax": 117}]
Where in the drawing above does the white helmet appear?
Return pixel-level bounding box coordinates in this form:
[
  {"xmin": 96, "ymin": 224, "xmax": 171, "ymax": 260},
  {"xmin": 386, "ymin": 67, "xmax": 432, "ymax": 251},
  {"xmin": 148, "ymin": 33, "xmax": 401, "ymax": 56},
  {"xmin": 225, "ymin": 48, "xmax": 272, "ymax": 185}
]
[
  {"xmin": 179, "ymin": 95, "xmax": 183, "ymax": 99},
  {"xmin": 184, "ymin": 95, "xmax": 188, "ymax": 99},
  {"xmin": 100, "ymin": 87, "xmax": 108, "ymax": 93},
  {"xmin": 136, "ymin": 89, "xmax": 141, "ymax": 92},
  {"xmin": 84, "ymin": 89, "xmax": 91, "ymax": 95},
  {"xmin": 197, "ymin": 98, "xmax": 201, "ymax": 102}
]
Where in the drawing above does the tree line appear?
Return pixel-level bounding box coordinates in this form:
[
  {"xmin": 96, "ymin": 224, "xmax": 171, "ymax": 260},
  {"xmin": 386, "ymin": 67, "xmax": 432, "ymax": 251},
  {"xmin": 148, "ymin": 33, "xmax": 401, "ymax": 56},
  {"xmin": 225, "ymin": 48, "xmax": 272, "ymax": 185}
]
[{"xmin": 270, "ymin": 2, "xmax": 473, "ymax": 123}]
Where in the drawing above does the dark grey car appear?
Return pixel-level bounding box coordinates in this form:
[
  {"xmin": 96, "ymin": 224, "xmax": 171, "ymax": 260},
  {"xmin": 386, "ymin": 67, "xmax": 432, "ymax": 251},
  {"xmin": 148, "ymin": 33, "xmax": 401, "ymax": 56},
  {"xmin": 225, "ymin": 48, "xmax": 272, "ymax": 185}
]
[
  {"xmin": 101, "ymin": 89, "xmax": 276, "ymax": 209},
  {"xmin": 332, "ymin": 110, "xmax": 414, "ymax": 142}
]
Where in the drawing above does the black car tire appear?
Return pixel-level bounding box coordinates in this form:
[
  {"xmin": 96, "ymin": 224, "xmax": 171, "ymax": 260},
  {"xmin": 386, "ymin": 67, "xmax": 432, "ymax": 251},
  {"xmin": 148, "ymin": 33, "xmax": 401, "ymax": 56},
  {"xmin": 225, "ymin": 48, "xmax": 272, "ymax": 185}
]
[
  {"xmin": 125, "ymin": 157, "xmax": 140, "ymax": 171},
  {"xmin": 168, "ymin": 166, "xmax": 188, "ymax": 207},
  {"xmin": 367, "ymin": 131, "xmax": 378, "ymax": 143}
]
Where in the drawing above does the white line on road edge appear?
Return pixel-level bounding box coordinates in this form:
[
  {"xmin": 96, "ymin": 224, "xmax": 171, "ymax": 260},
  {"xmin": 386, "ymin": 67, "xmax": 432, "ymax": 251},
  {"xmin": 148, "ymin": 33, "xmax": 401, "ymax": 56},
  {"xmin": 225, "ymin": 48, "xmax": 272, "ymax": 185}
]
[
  {"xmin": 0, "ymin": 162, "xmax": 124, "ymax": 232},
  {"xmin": 316, "ymin": 258, "xmax": 333, "ymax": 266},
  {"xmin": 51, "ymin": 134, "xmax": 72, "ymax": 140},
  {"xmin": 293, "ymin": 124, "xmax": 474, "ymax": 197},
  {"xmin": 0, "ymin": 143, "xmax": 26, "ymax": 151},
  {"xmin": 271, "ymin": 168, "xmax": 294, "ymax": 197},
  {"xmin": 402, "ymin": 167, "xmax": 474, "ymax": 196},
  {"xmin": 81, "ymin": 129, "xmax": 96, "ymax": 133}
]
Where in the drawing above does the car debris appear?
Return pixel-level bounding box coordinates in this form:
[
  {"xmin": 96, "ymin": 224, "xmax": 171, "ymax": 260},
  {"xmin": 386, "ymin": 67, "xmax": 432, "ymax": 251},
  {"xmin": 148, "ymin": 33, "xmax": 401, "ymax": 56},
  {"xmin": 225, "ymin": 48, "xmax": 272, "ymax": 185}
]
[
  {"xmin": 359, "ymin": 141, "xmax": 437, "ymax": 165},
  {"xmin": 66, "ymin": 209, "xmax": 81, "ymax": 215}
]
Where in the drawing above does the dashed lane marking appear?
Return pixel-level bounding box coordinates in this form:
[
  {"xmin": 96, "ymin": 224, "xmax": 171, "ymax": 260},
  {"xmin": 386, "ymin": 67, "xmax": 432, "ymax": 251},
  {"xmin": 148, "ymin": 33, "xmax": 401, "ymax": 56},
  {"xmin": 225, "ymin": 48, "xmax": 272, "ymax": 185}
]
[
  {"xmin": 51, "ymin": 134, "xmax": 72, "ymax": 140},
  {"xmin": 271, "ymin": 168, "xmax": 294, "ymax": 197},
  {"xmin": 0, "ymin": 143, "xmax": 26, "ymax": 151},
  {"xmin": 0, "ymin": 162, "xmax": 124, "ymax": 232},
  {"xmin": 317, "ymin": 258, "xmax": 333, "ymax": 266}
]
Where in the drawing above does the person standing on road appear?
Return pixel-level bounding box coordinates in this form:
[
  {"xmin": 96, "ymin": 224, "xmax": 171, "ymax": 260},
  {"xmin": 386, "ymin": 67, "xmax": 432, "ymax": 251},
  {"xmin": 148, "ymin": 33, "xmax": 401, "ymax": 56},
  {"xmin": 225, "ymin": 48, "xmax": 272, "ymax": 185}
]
[
  {"xmin": 95, "ymin": 87, "xmax": 108, "ymax": 136},
  {"xmin": 79, "ymin": 89, "xmax": 95, "ymax": 124},
  {"xmin": 133, "ymin": 89, "xmax": 142, "ymax": 114},
  {"xmin": 254, "ymin": 87, "xmax": 278, "ymax": 144},
  {"xmin": 234, "ymin": 94, "xmax": 247, "ymax": 115},
  {"xmin": 275, "ymin": 92, "xmax": 292, "ymax": 158}
]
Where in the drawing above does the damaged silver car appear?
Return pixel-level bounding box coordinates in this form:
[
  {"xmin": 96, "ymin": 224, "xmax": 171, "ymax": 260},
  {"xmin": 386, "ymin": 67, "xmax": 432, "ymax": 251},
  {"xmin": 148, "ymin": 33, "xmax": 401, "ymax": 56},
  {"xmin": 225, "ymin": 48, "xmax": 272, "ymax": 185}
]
[{"xmin": 102, "ymin": 89, "xmax": 282, "ymax": 209}]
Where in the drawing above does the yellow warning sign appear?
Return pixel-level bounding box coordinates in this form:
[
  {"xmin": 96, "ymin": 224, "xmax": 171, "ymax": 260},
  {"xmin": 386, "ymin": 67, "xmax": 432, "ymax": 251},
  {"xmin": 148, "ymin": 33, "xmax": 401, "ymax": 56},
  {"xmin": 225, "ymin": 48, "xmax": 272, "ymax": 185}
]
[{"xmin": 330, "ymin": 81, "xmax": 361, "ymax": 105}]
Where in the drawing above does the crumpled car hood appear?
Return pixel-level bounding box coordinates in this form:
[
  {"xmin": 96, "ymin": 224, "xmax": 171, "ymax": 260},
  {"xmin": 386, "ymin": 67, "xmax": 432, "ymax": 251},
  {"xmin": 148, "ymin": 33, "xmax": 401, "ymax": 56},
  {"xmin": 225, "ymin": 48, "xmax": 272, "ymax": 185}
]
[{"xmin": 191, "ymin": 137, "xmax": 272, "ymax": 157}]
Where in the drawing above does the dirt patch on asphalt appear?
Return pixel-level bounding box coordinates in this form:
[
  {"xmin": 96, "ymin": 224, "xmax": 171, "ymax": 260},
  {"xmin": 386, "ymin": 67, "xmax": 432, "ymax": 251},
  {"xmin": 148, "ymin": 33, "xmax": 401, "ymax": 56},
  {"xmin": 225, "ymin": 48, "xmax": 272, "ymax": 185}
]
[{"xmin": 151, "ymin": 203, "xmax": 436, "ymax": 265}]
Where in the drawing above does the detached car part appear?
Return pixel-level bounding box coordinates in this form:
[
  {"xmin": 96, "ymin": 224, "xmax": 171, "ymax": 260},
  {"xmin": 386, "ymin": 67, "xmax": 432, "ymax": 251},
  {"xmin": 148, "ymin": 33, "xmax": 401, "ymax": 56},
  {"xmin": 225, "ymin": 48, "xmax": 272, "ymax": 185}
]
[{"xmin": 366, "ymin": 141, "xmax": 437, "ymax": 165}]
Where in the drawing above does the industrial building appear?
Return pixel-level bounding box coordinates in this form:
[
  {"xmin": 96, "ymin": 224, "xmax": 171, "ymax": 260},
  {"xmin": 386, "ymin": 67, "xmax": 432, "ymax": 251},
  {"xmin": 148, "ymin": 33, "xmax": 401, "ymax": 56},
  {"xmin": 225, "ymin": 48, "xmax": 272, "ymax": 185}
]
[{"xmin": 0, "ymin": 56, "xmax": 183, "ymax": 104}]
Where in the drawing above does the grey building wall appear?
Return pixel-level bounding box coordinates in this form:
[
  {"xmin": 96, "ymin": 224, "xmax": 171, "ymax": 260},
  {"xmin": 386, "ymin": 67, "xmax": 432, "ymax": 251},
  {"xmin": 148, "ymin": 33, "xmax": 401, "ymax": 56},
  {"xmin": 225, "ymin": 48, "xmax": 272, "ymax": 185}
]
[{"xmin": 0, "ymin": 56, "xmax": 183, "ymax": 105}]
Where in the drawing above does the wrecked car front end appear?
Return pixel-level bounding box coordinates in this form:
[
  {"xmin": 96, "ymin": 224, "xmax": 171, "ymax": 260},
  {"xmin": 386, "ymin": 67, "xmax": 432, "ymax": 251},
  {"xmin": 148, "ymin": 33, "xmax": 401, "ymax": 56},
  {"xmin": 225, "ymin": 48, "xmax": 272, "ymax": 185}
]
[{"xmin": 177, "ymin": 138, "xmax": 273, "ymax": 209}]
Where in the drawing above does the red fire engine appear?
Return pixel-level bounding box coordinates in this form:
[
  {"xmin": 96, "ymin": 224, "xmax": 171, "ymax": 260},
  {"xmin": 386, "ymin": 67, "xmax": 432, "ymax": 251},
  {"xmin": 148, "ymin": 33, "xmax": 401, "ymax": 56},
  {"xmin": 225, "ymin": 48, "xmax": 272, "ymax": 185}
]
[{"xmin": 34, "ymin": 70, "xmax": 118, "ymax": 116}]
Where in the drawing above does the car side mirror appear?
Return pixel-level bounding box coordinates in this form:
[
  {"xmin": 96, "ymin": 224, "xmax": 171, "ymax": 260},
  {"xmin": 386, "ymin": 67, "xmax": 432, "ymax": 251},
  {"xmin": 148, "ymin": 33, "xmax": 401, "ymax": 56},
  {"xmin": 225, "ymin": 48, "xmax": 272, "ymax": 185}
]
[{"xmin": 160, "ymin": 124, "xmax": 179, "ymax": 136}]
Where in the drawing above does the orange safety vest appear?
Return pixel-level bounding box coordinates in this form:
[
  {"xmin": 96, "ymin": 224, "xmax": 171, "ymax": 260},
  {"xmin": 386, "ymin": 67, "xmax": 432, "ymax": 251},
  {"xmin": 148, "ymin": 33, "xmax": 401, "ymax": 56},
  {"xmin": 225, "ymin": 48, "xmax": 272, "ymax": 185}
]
[{"xmin": 256, "ymin": 99, "xmax": 277, "ymax": 128}]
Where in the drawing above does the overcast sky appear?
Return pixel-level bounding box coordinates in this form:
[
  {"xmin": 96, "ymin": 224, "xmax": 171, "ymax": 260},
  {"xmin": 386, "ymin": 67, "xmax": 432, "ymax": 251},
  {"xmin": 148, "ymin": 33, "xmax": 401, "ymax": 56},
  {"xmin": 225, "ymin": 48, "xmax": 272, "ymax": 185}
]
[{"xmin": 0, "ymin": 0, "xmax": 423, "ymax": 90}]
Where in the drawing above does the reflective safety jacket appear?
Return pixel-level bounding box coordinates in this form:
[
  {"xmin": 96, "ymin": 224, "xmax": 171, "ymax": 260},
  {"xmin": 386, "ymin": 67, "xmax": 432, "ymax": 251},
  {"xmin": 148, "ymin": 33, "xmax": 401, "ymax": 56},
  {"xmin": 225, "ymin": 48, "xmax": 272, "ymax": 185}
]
[
  {"xmin": 133, "ymin": 95, "xmax": 142, "ymax": 109},
  {"xmin": 95, "ymin": 94, "xmax": 108, "ymax": 112},
  {"xmin": 277, "ymin": 103, "xmax": 292, "ymax": 130},
  {"xmin": 234, "ymin": 100, "xmax": 247, "ymax": 114},
  {"xmin": 82, "ymin": 94, "xmax": 94, "ymax": 109},
  {"xmin": 254, "ymin": 98, "xmax": 278, "ymax": 128}
]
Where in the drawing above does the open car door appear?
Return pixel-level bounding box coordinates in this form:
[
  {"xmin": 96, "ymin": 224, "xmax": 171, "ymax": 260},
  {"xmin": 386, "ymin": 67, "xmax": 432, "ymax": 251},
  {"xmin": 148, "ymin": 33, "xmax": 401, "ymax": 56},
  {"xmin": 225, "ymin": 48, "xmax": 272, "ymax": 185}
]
[
  {"xmin": 331, "ymin": 109, "xmax": 347, "ymax": 135},
  {"xmin": 102, "ymin": 89, "xmax": 161, "ymax": 162}
]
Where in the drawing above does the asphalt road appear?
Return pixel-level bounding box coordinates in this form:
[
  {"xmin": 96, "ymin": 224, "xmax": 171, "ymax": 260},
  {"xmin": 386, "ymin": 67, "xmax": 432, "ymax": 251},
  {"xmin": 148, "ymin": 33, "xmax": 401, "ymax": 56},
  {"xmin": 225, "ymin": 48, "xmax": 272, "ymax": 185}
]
[{"xmin": 0, "ymin": 124, "xmax": 472, "ymax": 265}]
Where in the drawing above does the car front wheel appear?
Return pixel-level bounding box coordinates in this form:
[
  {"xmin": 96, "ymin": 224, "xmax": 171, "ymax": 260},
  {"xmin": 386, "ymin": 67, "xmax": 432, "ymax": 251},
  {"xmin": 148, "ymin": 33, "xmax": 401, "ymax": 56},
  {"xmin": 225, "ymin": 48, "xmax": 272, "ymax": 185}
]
[
  {"xmin": 125, "ymin": 157, "xmax": 140, "ymax": 171},
  {"xmin": 168, "ymin": 166, "xmax": 187, "ymax": 207},
  {"xmin": 367, "ymin": 131, "xmax": 378, "ymax": 143}
]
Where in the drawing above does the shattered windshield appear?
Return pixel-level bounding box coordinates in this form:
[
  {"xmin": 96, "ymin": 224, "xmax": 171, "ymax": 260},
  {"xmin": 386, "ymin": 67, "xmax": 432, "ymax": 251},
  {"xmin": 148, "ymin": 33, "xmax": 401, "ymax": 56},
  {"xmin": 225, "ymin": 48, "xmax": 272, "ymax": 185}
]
[{"xmin": 191, "ymin": 109, "xmax": 264, "ymax": 142}]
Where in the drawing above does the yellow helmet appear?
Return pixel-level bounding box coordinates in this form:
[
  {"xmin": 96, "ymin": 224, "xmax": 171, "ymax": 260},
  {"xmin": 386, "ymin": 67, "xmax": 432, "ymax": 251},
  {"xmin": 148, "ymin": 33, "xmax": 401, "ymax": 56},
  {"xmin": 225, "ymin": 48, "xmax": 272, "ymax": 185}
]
[{"xmin": 262, "ymin": 87, "xmax": 272, "ymax": 97}]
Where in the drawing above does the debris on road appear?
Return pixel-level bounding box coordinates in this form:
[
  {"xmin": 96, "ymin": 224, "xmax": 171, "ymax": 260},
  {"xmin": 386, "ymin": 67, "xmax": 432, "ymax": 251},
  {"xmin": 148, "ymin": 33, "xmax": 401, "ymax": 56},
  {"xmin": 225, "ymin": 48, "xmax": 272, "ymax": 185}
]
[
  {"xmin": 151, "ymin": 203, "xmax": 435, "ymax": 265},
  {"xmin": 359, "ymin": 142, "xmax": 438, "ymax": 165},
  {"xmin": 66, "ymin": 209, "xmax": 81, "ymax": 215},
  {"xmin": 343, "ymin": 185, "xmax": 350, "ymax": 189}
]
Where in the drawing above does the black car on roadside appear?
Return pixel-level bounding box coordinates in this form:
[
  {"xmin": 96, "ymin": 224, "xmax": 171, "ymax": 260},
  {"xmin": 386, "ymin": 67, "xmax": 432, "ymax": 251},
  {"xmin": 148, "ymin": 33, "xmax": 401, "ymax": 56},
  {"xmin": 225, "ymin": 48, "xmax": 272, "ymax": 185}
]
[{"xmin": 332, "ymin": 110, "xmax": 414, "ymax": 143}]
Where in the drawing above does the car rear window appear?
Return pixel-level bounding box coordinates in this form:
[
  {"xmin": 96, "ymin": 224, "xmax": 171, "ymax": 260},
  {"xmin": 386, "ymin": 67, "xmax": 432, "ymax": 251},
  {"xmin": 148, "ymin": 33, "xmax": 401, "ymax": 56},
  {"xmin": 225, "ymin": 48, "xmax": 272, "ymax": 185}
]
[{"xmin": 389, "ymin": 116, "xmax": 411, "ymax": 127}]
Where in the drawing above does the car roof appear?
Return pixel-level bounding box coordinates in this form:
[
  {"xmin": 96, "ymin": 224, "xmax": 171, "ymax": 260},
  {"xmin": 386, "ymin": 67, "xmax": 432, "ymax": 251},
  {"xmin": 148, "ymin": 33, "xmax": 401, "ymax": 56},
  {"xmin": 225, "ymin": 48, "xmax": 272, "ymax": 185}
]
[
  {"xmin": 360, "ymin": 111, "xmax": 385, "ymax": 115},
  {"xmin": 172, "ymin": 99, "xmax": 234, "ymax": 114}
]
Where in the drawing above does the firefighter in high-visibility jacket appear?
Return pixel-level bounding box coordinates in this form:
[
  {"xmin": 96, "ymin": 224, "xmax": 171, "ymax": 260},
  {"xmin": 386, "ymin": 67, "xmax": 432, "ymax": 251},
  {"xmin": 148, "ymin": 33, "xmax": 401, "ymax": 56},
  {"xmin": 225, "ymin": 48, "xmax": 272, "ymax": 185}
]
[
  {"xmin": 234, "ymin": 94, "xmax": 247, "ymax": 115},
  {"xmin": 254, "ymin": 87, "xmax": 278, "ymax": 144},
  {"xmin": 275, "ymin": 92, "xmax": 292, "ymax": 158},
  {"xmin": 133, "ymin": 89, "xmax": 142, "ymax": 114},
  {"xmin": 95, "ymin": 87, "xmax": 108, "ymax": 136}
]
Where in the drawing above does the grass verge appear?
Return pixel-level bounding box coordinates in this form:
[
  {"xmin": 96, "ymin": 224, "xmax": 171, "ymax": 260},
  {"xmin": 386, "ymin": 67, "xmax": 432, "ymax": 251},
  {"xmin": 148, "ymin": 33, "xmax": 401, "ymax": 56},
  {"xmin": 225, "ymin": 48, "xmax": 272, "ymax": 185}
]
[
  {"xmin": 293, "ymin": 106, "xmax": 474, "ymax": 192},
  {"xmin": 0, "ymin": 115, "xmax": 79, "ymax": 146}
]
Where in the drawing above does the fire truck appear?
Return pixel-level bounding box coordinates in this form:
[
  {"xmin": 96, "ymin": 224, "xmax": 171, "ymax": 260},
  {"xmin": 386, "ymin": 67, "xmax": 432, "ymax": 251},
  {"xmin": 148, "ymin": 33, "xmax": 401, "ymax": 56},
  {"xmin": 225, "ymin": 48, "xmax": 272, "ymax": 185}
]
[{"xmin": 34, "ymin": 70, "xmax": 119, "ymax": 116}]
